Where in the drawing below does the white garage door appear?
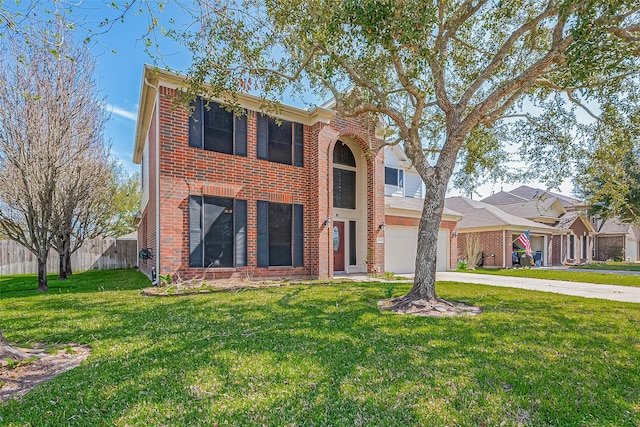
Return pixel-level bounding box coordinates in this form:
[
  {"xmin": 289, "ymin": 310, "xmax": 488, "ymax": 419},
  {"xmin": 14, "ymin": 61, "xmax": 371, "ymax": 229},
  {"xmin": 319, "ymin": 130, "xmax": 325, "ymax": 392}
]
[
  {"xmin": 385, "ymin": 227, "xmax": 449, "ymax": 273},
  {"xmin": 626, "ymin": 240, "xmax": 638, "ymax": 262}
]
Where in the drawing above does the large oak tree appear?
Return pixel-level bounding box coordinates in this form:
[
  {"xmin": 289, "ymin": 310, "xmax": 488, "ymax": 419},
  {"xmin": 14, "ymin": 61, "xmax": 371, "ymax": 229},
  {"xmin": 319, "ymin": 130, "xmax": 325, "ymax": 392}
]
[{"xmin": 155, "ymin": 0, "xmax": 639, "ymax": 308}]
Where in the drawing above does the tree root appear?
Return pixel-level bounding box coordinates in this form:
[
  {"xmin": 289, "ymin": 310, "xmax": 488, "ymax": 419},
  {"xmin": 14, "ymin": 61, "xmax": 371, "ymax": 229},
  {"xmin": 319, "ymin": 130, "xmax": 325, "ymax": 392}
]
[
  {"xmin": 378, "ymin": 294, "xmax": 482, "ymax": 317},
  {"xmin": 0, "ymin": 344, "xmax": 29, "ymax": 361}
]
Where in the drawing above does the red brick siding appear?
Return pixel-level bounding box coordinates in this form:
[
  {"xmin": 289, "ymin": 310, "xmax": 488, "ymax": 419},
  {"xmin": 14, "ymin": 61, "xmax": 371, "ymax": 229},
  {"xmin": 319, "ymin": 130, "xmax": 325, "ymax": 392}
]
[
  {"xmin": 147, "ymin": 85, "xmax": 385, "ymax": 280},
  {"xmin": 457, "ymin": 231, "xmax": 506, "ymax": 268}
]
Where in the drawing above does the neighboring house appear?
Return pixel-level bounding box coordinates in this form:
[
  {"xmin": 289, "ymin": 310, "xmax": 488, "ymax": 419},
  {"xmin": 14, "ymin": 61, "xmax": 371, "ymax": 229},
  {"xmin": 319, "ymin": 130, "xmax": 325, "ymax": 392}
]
[
  {"xmin": 482, "ymin": 190, "xmax": 566, "ymax": 226},
  {"xmin": 132, "ymin": 66, "xmax": 460, "ymax": 282},
  {"xmin": 551, "ymin": 211, "xmax": 596, "ymax": 264},
  {"xmin": 445, "ymin": 197, "xmax": 556, "ymax": 267},
  {"xmin": 133, "ymin": 66, "xmax": 389, "ymax": 281},
  {"xmin": 596, "ymin": 218, "xmax": 640, "ymax": 262},
  {"xmin": 482, "ymin": 186, "xmax": 596, "ymax": 264}
]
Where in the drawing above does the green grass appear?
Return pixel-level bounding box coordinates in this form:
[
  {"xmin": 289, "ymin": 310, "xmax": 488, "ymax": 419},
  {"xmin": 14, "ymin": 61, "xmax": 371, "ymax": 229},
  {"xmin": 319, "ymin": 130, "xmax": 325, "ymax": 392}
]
[
  {"xmin": 573, "ymin": 262, "xmax": 640, "ymax": 272},
  {"xmin": 464, "ymin": 267, "xmax": 640, "ymax": 287},
  {"xmin": 1, "ymin": 270, "xmax": 639, "ymax": 426}
]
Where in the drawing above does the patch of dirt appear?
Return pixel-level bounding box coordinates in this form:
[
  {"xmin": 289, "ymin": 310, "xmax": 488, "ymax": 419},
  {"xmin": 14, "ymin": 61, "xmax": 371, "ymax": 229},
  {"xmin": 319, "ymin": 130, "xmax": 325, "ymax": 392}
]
[
  {"xmin": 378, "ymin": 298, "xmax": 483, "ymax": 317},
  {"xmin": 0, "ymin": 344, "xmax": 91, "ymax": 401},
  {"xmin": 141, "ymin": 276, "xmax": 394, "ymax": 296}
]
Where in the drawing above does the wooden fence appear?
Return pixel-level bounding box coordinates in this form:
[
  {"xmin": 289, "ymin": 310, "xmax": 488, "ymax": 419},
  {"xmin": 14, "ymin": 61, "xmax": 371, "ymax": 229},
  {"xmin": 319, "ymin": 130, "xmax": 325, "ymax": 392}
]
[{"xmin": 0, "ymin": 238, "xmax": 138, "ymax": 275}]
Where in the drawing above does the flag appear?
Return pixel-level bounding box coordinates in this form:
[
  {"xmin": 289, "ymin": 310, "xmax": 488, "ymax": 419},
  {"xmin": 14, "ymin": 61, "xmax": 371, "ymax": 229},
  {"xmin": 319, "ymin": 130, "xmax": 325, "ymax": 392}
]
[{"xmin": 516, "ymin": 230, "xmax": 532, "ymax": 256}]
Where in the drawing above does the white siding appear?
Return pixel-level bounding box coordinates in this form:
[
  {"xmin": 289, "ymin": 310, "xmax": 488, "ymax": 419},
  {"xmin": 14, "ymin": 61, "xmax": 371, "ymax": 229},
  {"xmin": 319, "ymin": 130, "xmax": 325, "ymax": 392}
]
[
  {"xmin": 141, "ymin": 138, "xmax": 149, "ymax": 211},
  {"xmin": 384, "ymin": 146, "xmax": 401, "ymax": 168},
  {"xmin": 385, "ymin": 184, "xmax": 404, "ymax": 197},
  {"xmin": 404, "ymin": 173, "xmax": 423, "ymax": 198},
  {"xmin": 625, "ymin": 238, "xmax": 638, "ymax": 262}
]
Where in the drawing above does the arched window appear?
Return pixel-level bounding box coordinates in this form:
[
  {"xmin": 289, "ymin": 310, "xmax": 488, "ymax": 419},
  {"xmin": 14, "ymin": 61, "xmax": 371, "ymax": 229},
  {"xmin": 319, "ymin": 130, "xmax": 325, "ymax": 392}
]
[
  {"xmin": 333, "ymin": 141, "xmax": 356, "ymax": 209},
  {"xmin": 333, "ymin": 141, "xmax": 356, "ymax": 166}
]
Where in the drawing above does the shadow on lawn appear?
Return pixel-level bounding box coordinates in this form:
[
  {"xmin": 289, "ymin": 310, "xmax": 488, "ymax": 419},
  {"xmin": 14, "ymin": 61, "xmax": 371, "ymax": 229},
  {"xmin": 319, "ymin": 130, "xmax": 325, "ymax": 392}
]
[
  {"xmin": 1, "ymin": 281, "xmax": 639, "ymax": 426},
  {"xmin": 0, "ymin": 269, "xmax": 149, "ymax": 299}
]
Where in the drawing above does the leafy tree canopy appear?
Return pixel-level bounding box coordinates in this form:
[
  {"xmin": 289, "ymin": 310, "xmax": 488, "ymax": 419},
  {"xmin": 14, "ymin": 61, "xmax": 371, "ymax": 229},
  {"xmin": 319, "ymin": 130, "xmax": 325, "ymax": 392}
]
[
  {"xmin": 575, "ymin": 102, "xmax": 640, "ymax": 224},
  {"xmin": 131, "ymin": 0, "xmax": 640, "ymax": 305},
  {"xmin": 105, "ymin": 162, "xmax": 141, "ymax": 238}
]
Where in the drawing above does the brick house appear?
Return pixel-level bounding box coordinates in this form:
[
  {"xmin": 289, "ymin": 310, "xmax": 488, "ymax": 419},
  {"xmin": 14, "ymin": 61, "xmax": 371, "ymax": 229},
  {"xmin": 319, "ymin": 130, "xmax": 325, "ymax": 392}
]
[
  {"xmin": 483, "ymin": 186, "xmax": 597, "ymax": 264},
  {"xmin": 445, "ymin": 197, "xmax": 555, "ymax": 267},
  {"xmin": 595, "ymin": 219, "xmax": 640, "ymax": 261},
  {"xmin": 133, "ymin": 66, "xmax": 459, "ymax": 282}
]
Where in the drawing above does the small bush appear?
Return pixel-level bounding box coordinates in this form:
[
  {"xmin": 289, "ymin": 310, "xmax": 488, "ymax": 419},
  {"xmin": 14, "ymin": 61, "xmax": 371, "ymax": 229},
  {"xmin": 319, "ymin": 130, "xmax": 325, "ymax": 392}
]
[
  {"xmin": 385, "ymin": 283, "xmax": 395, "ymax": 298},
  {"xmin": 607, "ymin": 246, "xmax": 624, "ymax": 262}
]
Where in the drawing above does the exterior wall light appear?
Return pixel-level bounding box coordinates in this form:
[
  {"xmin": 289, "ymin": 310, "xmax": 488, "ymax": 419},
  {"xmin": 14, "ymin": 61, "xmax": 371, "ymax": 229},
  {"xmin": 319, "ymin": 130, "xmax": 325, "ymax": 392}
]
[
  {"xmin": 452, "ymin": 231, "xmax": 458, "ymax": 237},
  {"xmin": 324, "ymin": 218, "xmax": 332, "ymax": 227},
  {"xmin": 378, "ymin": 223, "xmax": 386, "ymax": 231}
]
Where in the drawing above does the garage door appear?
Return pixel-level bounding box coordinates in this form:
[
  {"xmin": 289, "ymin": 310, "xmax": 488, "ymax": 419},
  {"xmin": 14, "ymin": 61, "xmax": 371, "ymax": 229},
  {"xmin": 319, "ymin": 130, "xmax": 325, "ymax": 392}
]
[
  {"xmin": 626, "ymin": 240, "xmax": 639, "ymax": 262},
  {"xmin": 385, "ymin": 227, "xmax": 449, "ymax": 273}
]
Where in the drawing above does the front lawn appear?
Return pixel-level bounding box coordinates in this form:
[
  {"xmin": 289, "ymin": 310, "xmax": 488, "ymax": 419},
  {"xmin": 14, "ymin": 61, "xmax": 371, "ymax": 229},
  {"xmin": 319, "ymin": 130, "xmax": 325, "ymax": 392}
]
[
  {"xmin": 464, "ymin": 267, "xmax": 640, "ymax": 287},
  {"xmin": 1, "ymin": 270, "xmax": 639, "ymax": 426},
  {"xmin": 573, "ymin": 261, "xmax": 640, "ymax": 272}
]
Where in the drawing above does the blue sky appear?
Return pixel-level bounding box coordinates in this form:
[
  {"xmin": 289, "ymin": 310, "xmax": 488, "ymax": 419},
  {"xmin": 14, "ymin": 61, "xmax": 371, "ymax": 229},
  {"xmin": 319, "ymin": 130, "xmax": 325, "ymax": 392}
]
[{"xmin": 78, "ymin": 2, "xmax": 192, "ymax": 174}]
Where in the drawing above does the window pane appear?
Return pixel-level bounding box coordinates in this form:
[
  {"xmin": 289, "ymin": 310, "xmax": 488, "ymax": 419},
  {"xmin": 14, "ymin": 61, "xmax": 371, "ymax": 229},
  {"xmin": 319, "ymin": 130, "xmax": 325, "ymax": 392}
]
[
  {"xmin": 385, "ymin": 167, "xmax": 398, "ymax": 186},
  {"xmin": 333, "ymin": 141, "xmax": 356, "ymax": 166},
  {"xmin": 188, "ymin": 99, "xmax": 203, "ymax": 148},
  {"xmin": 349, "ymin": 221, "xmax": 356, "ymax": 266},
  {"xmin": 333, "ymin": 168, "xmax": 356, "ymax": 209},
  {"xmin": 268, "ymin": 203, "xmax": 292, "ymax": 266},
  {"xmin": 203, "ymin": 197, "xmax": 234, "ymax": 267},
  {"xmin": 234, "ymin": 113, "xmax": 247, "ymax": 156},
  {"xmin": 189, "ymin": 196, "xmax": 203, "ymax": 267},
  {"xmin": 203, "ymin": 102, "xmax": 233, "ymax": 154},
  {"xmin": 293, "ymin": 123, "xmax": 304, "ymax": 167},
  {"xmin": 268, "ymin": 118, "xmax": 292, "ymax": 165}
]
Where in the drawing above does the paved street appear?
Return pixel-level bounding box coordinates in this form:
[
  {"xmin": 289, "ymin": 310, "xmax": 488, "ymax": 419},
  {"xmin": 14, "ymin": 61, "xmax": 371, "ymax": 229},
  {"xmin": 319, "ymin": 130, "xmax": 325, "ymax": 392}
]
[{"xmin": 436, "ymin": 271, "xmax": 640, "ymax": 303}]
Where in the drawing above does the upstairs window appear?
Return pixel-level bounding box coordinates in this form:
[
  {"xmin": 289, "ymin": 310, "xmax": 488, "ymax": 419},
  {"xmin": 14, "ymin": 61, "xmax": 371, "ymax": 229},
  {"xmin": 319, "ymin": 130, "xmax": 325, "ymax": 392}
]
[
  {"xmin": 189, "ymin": 98, "xmax": 247, "ymax": 156},
  {"xmin": 333, "ymin": 141, "xmax": 356, "ymax": 209},
  {"xmin": 385, "ymin": 167, "xmax": 404, "ymax": 187},
  {"xmin": 257, "ymin": 115, "xmax": 304, "ymax": 166}
]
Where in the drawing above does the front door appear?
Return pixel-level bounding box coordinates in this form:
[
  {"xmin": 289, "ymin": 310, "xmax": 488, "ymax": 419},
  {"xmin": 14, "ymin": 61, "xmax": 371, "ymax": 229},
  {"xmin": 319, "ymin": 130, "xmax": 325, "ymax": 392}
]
[{"xmin": 333, "ymin": 221, "xmax": 345, "ymax": 272}]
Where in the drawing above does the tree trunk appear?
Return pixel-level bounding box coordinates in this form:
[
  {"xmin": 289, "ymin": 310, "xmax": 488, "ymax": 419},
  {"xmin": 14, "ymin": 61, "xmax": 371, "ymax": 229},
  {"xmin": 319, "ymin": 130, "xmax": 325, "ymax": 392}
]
[
  {"xmin": 58, "ymin": 252, "xmax": 67, "ymax": 280},
  {"xmin": 65, "ymin": 250, "xmax": 73, "ymax": 276},
  {"xmin": 57, "ymin": 234, "xmax": 72, "ymax": 279},
  {"xmin": 38, "ymin": 258, "xmax": 48, "ymax": 292},
  {"xmin": 392, "ymin": 134, "xmax": 461, "ymax": 309},
  {"xmin": 403, "ymin": 176, "xmax": 448, "ymax": 302}
]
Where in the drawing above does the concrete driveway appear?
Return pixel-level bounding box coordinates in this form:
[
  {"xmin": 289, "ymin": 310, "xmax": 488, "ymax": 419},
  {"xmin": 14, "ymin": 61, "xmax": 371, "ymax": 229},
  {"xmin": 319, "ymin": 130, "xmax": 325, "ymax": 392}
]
[{"xmin": 435, "ymin": 272, "xmax": 640, "ymax": 303}]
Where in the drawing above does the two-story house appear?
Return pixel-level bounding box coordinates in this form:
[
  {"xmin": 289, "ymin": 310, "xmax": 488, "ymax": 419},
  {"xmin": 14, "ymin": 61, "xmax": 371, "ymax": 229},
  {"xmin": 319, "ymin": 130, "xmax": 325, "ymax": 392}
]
[
  {"xmin": 133, "ymin": 66, "xmax": 461, "ymax": 282},
  {"xmin": 133, "ymin": 66, "xmax": 390, "ymax": 281}
]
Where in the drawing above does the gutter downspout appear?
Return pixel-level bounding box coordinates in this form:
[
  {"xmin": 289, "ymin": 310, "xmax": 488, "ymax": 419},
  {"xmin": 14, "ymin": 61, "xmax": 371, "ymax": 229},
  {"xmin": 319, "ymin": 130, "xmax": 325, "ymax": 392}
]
[
  {"xmin": 503, "ymin": 228, "xmax": 506, "ymax": 268},
  {"xmin": 155, "ymin": 89, "xmax": 160, "ymax": 285},
  {"xmin": 145, "ymin": 76, "xmax": 161, "ymax": 286}
]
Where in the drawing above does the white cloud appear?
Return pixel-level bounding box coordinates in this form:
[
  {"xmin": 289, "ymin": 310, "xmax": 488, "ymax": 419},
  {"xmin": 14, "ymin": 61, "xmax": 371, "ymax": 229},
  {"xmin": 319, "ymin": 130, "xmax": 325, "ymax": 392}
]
[{"xmin": 105, "ymin": 103, "xmax": 137, "ymax": 121}]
